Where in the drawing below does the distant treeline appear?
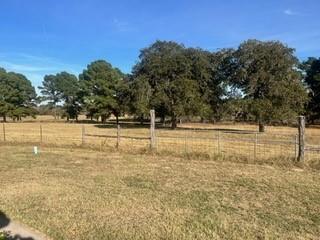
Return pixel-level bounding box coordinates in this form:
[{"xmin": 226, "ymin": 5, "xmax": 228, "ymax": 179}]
[{"xmin": 1, "ymin": 39, "xmax": 320, "ymax": 131}]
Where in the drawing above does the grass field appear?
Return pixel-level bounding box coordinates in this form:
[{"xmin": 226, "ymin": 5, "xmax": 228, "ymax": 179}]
[
  {"xmin": 1, "ymin": 116, "xmax": 320, "ymax": 163},
  {"xmin": 0, "ymin": 145, "xmax": 319, "ymax": 239}
]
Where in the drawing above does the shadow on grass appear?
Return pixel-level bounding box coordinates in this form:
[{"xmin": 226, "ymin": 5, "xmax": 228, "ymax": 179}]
[
  {"xmin": 93, "ymin": 121, "xmax": 256, "ymax": 134},
  {"xmin": 0, "ymin": 211, "xmax": 35, "ymax": 240}
]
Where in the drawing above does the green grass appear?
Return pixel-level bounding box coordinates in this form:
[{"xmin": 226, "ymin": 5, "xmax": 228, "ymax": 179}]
[{"xmin": 0, "ymin": 145, "xmax": 319, "ymax": 239}]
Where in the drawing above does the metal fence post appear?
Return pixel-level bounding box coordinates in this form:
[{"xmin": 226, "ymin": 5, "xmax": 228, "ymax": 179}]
[
  {"xmin": 150, "ymin": 110, "xmax": 156, "ymax": 150},
  {"xmin": 298, "ymin": 116, "xmax": 305, "ymax": 162},
  {"xmin": 116, "ymin": 124, "xmax": 120, "ymax": 149}
]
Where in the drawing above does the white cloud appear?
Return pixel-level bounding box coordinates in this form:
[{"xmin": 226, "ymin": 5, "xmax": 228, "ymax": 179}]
[
  {"xmin": 0, "ymin": 53, "xmax": 83, "ymax": 90},
  {"xmin": 113, "ymin": 18, "xmax": 136, "ymax": 32},
  {"xmin": 284, "ymin": 9, "xmax": 301, "ymax": 16},
  {"xmin": 0, "ymin": 61, "xmax": 57, "ymax": 72}
]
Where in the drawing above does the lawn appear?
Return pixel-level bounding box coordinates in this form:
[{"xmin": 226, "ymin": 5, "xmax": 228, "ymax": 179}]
[{"xmin": 0, "ymin": 144, "xmax": 319, "ymax": 239}]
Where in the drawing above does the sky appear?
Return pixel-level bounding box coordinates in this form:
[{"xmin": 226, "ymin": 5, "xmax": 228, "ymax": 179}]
[{"xmin": 0, "ymin": 0, "xmax": 319, "ymax": 89}]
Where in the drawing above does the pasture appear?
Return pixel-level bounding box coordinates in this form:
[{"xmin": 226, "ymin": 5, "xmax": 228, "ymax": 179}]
[
  {"xmin": 1, "ymin": 116, "xmax": 320, "ymax": 165},
  {"xmin": 0, "ymin": 145, "xmax": 319, "ymax": 240},
  {"xmin": 1, "ymin": 118, "xmax": 320, "ymax": 239}
]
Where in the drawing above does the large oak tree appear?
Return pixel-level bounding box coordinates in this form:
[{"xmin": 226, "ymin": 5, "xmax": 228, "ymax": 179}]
[
  {"xmin": 230, "ymin": 40, "xmax": 308, "ymax": 132},
  {"xmin": 302, "ymin": 57, "xmax": 320, "ymax": 123},
  {"xmin": 132, "ymin": 41, "xmax": 208, "ymax": 128}
]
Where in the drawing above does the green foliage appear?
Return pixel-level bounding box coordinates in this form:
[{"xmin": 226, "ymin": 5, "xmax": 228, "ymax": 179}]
[
  {"xmin": 40, "ymin": 72, "xmax": 81, "ymax": 121},
  {"xmin": 4, "ymin": 39, "xmax": 314, "ymax": 127},
  {"xmin": 0, "ymin": 231, "xmax": 6, "ymax": 240},
  {"xmin": 0, "ymin": 68, "xmax": 37, "ymax": 121},
  {"xmin": 132, "ymin": 41, "xmax": 209, "ymax": 128},
  {"xmin": 79, "ymin": 60, "xmax": 126, "ymax": 123},
  {"xmin": 128, "ymin": 75, "xmax": 151, "ymax": 122},
  {"xmin": 301, "ymin": 57, "xmax": 320, "ymax": 123},
  {"xmin": 229, "ymin": 40, "xmax": 308, "ymax": 129}
]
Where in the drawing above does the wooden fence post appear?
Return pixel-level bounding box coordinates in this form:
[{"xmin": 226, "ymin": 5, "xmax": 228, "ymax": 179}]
[
  {"xmin": 82, "ymin": 125, "xmax": 85, "ymax": 145},
  {"xmin": 254, "ymin": 133, "xmax": 258, "ymax": 162},
  {"xmin": 150, "ymin": 110, "xmax": 156, "ymax": 150},
  {"xmin": 294, "ymin": 134, "xmax": 298, "ymax": 160},
  {"xmin": 217, "ymin": 131, "xmax": 221, "ymax": 155},
  {"xmin": 40, "ymin": 125, "xmax": 43, "ymax": 143},
  {"xmin": 2, "ymin": 123, "xmax": 6, "ymax": 142},
  {"xmin": 298, "ymin": 116, "xmax": 305, "ymax": 162},
  {"xmin": 116, "ymin": 124, "xmax": 120, "ymax": 149},
  {"xmin": 184, "ymin": 131, "xmax": 187, "ymax": 154}
]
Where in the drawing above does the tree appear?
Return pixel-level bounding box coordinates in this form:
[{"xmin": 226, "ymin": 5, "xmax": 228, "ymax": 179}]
[
  {"xmin": 79, "ymin": 60, "xmax": 125, "ymax": 124},
  {"xmin": 39, "ymin": 72, "xmax": 81, "ymax": 121},
  {"xmin": 186, "ymin": 48, "xmax": 236, "ymax": 121},
  {"xmin": 128, "ymin": 75, "xmax": 152, "ymax": 123},
  {"xmin": 301, "ymin": 57, "xmax": 320, "ymax": 123},
  {"xmin": 230, "ymin": 40, "xmax": 308, "ymax": 132},
  {"xmin": 55, "ymin": 72, "xmax": 81, "ymax": 121},
  {"xmin": 132, "ymin": 41, "xmax": 206, "ymax": 128},
  {"xmin": 0, "ymin": 68, "xmax": 37, "ymax": 121},
  {"xmin": 39, "ymin": 74, "xmax": 62, "ymax": 119}
]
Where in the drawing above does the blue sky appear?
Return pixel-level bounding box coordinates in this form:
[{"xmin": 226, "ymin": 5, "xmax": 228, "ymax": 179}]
[{"xmin": 0, "ymin": 0, "xmax": 319, "ymax": 89}]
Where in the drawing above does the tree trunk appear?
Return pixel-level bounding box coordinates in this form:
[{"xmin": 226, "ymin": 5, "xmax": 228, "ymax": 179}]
[
  {"xmin": 101, "ymin": 116, "xmax": 106, "ymax": 123},
  {"xmin": 161, "ymin": 116, "xmax": 165, "ymax": 127},
  {"xmin": 259, "ymin": 122, "xmax": 265, "ymax": 133},
  {"xmin": 171, "ymin": 114, "xmax": 177, "ymax": 129},
  {"xmin": 116, "ymin": 115, "xmax": 119, "ymax": 125},
  {"xmin": 3, "ymin": 115, "xmax": 6, "ymax": 122},
  {"xmin": 139, "ymin": 115, "xmax": 144, "ymax": 125},
  {"xmin": 54, "ymin": 107, "xmax": 57, "ymax": 120}
]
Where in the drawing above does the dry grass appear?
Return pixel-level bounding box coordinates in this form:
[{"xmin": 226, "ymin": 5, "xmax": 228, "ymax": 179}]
[
  {"xmin": 0, "ymin": 145, "xmax": 319, "ymax": 240},
  {"xmin": 1, "ymin": 115, "xmax": 320, "ymax": 163}
]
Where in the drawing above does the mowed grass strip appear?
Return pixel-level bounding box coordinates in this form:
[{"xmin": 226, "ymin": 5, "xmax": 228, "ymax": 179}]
[{"xmin": 0, "ymin": 145, "xmax": 319, "ymax": 240}]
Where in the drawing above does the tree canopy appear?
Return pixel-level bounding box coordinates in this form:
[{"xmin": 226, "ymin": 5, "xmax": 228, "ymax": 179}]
[
  {"xmin": 79, "ymin": 60, "xmax": 126, "ymax": 123},
  {"xmin": 39, "ymin": 72, "xmax": 81, "ymax": 121},
  {"xmin": 132, "ymin": 41, "xmax": 212, "ymax": 128},
  {"xmin": 302, "ymin": 57, "xmax": 320, "ymax": 123},
  {"xmin": 2, "ymin": 38, "xmax": 317, "ymax": 130},
  {"xmin": 0, "ymin": 68, "xmax": 37, "ymax": 121},
  {"xmin": 229, "ymin": 40, "xmax": 308, "ymax": 131}
]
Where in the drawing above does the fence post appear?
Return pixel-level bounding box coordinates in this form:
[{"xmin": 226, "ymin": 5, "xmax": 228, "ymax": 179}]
[
  {"xmin": 150, "ymin": 110, "xmax": 156, "ymax": 150},
  {"xmin": 116, "ymin": 124, "xmax": 120, "ymax": 149},
  {"xmin": 184, "ymin": 131, "xmax": 187, "ymax": 154},
  {"xmin": 2, "ymin": 123, "xmax": 5, "ymax": 142},
  {"xmin": 298, "ymin": 116, "xmax": 305, "ymax": 162},
  {"xmin": 295, "ymin": 134, "xmax": 298, "ymax": 160},
  {"xmin": 254, "ymin": 133, "xmax": 258, "ymax": 162},
  {"xmin": 40, "ymin": 124, "xmax": 43, "ymax": 143},
  {"xmin": 82, "ymin": 125, "xmax": 85, "ymax": 145},
  {"xmin": 217, "ymin": 131, "xmax": 221, "ymax": 155}
]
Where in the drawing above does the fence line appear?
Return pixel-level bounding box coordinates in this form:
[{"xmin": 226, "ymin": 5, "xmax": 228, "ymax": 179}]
[{"xmin": 0, "ymin": 114, "xmax": 319, "ymax": 163}]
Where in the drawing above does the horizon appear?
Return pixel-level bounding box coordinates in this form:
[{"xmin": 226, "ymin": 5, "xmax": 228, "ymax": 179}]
[{"xmin": 0, "ymin": 0, "xmax": 319, "ymax": 89}]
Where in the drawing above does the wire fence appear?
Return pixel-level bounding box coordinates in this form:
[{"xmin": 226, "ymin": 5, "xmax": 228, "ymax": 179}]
[{"xmin": 0, "ymin": 122, "xmax": 319, "ymax": 163}]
